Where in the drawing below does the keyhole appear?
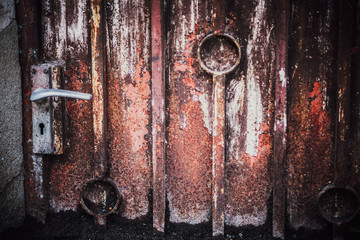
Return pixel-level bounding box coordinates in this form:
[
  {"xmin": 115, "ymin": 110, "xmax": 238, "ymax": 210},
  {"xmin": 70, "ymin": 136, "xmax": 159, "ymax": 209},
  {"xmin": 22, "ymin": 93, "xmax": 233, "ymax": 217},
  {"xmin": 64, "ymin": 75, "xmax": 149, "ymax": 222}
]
[{"xmin": 39, "ymin": 123, "xmax": 45, "ymax": 135}]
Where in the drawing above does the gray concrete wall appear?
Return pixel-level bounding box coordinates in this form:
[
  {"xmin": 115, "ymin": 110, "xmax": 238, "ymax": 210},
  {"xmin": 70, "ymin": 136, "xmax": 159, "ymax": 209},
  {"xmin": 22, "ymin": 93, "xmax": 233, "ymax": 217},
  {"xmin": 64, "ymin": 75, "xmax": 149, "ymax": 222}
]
[{"xmin": 0, "ymin": 0, "xmax": 25, "ymax": 232}]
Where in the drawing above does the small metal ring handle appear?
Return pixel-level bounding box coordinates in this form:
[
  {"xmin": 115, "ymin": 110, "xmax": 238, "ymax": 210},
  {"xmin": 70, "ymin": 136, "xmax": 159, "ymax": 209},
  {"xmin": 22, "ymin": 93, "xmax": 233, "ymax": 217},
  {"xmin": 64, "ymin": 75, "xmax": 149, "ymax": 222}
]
[
  {"xmin": 198, "ymin": 33, "xmax": 241, "ymax": 76},
  {"xmin": 30, "ymin": 89, "xmax": 92, "ymax": 102}
]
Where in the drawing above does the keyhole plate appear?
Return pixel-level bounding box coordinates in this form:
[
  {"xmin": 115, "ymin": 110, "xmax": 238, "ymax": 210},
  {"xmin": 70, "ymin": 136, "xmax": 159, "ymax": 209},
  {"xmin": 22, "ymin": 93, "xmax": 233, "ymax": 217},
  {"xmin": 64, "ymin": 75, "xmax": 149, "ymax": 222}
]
[
  {"xmin": 318, "ymin": 184, "xmax": 359, "ymax": 224},
  {"xmin": 31, "ymin": 63, "xmax": 63, "ymax": 154}
]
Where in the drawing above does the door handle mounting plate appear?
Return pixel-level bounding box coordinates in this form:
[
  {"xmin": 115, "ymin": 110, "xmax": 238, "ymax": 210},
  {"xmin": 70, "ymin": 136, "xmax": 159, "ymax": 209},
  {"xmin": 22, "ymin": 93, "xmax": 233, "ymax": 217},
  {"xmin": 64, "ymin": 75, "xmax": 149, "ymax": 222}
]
[{"xmin": 31, "ymin": 63, "xmax": 64, "ymax": 154}]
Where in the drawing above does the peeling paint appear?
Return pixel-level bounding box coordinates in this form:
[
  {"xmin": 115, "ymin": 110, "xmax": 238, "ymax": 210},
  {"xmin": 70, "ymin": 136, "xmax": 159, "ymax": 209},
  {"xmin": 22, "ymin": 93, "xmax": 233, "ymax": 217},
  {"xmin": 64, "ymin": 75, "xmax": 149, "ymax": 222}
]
[
  {"xmin": 198, "ymin": 92, "xmax": 211, "ymax": 134},
  {"xmin": 32, "ymin": 155, "xmax": 43, "ymax": 199},
  {"xmin": 226, "ymin": 208, "xmax": 267, "ymax": 227},
  {"xmin": 67, "ymin": 0, "xmax": 87, "ymax": 54},
  {"xmin": 244, "ymin": 0, "xmax": 266, "ymax": 157},
  {"xmin": 227, "ymin": 76, "xmax": 245, "ymax": 162}
]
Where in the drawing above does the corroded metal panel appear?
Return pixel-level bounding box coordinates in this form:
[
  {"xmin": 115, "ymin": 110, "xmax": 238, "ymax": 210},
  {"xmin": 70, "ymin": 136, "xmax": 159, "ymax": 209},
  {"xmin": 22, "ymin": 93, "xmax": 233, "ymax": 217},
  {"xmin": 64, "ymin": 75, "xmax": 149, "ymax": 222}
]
[
  {"xmin": 166, "ymin": 0, "xmax": 213, "ymax": 225},
  {"xmin": 43, "ymin": 0, "xmax": 93, "ymax": 212},
  {"xmin": 287, "ymin": 0, "xmax": 336, "ymax": 230},
  {"xmin": 105, "ymin": 0, "xmax": 152, "ymax": 219},
  {"xmin": 224, "ymin": 0, "xmax": 275, "ymax": 228}
]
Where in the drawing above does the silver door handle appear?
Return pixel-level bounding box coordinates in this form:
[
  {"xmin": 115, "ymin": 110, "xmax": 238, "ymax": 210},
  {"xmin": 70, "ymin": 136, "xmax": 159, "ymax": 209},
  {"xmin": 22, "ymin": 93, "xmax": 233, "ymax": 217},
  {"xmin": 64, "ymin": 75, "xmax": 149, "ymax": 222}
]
[{"xmin": 31, "ymin": 89, "xmax": 92, "ymax": 102}]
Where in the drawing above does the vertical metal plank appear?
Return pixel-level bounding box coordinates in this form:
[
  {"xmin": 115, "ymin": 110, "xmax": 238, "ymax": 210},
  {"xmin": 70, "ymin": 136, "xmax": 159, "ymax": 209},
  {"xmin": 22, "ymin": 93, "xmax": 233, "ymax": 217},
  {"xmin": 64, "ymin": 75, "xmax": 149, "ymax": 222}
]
[
  {"xmin": 151, "ymin": 0, "xmax": 166, "ymax": 232},
  {"xmin": 225, "ymin": 0, "xmax": 274, "ymax": 228},
  {"xmin": 17, "ymin": 0, "xmax": 43, "ymax": 221},
  {"xmin": 106, "ymin": 0, "xmax": 152, "ymax": 219},
  {"xmin": 212, "ymin": 75, "xmax": 226, "ymax": 235},
  {"xmin": 273, "ymin": 0, "xmax": 288, "ymax": 238},
  {"xmin": 91, "ymin": 0, "xmax": 106, "ymax": 178},
  {"xmin": 287, "ymin": 0, "xmax": 336, "ymax": 229},
  {"xmin": 166, "ymin": 0, "xmax": 213, "ymax": 225},
  {"xmin": 46, "ymin": 0, "xmax": 93, "ymax": 212}
]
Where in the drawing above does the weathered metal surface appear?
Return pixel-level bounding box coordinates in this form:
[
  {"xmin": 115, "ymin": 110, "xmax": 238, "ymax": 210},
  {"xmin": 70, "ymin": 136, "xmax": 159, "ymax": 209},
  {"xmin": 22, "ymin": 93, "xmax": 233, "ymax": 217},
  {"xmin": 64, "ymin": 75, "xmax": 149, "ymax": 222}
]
[
  {"xmin": 166, "ymin": 0, "xmax": 213, "ymax": 225},
  {"xmin": 18, "ymin": 0, "xmax": 360, "ymax": 236},
  {"xmin": 224, "ymin": 0, "xmax": 274, "ymax": 228},
  {"xmin": 105, "ymin": 0, "xmax": 151, "ymax": 219},
  {"xmin": 42, "ymin": 0, "xmax": 93, "ymax": 212},
  {"xmin": 151, "ymin": 0, "xmax": 166, "ymax": 232},
  {"xmin": 91, "ymin": 0, "xmax": 106, "ymax": 179},
  {"xmin": 17, "ymin": 0, "xmax": 45, "ymax": 222},
  {"xmin": 287, "ymin": 0, "xmax": 336, "ymax": 230},
  {"xmin": 273, "ymin": 0, "xmax": 288, "ymax": 238}
]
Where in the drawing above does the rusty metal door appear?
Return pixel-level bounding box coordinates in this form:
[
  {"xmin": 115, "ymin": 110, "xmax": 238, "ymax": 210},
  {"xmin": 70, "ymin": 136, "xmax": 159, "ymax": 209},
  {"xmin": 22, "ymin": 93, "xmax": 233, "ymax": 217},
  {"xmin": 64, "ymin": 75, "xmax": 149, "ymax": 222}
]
[{"xmin": 17, "ymin": 0, "xmax": 360, "ymax": 238}]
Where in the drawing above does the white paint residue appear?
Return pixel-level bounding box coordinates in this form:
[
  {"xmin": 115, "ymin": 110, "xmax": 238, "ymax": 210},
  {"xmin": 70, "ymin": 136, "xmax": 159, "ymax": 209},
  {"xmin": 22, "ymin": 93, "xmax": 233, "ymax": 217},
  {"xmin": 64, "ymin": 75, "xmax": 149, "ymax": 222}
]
[
  {"xmin": 245, "ymin": 0, "xmax": 266, "ymax": 157},
  {"xmin": 32, "ymin": 155, "xmax": 43, "ymax": 199},
  {"xmin": 119, "ymin": 0, "xmax": 131, "ymax": 78},
  {"xmin": 49, "ymin": 199, "xmax": 77, "ymax": 212},
  {"xmin": 189, "ymin": 0, "xmax": 198, "ymax": 33},
  {"xmin": 68, "ymin": 0, "xmax": 87, "ymax": 54},
  {"xmin": 57, "ymin": 1, "xmax": 67, "ymax": 58},
  {"xmin": 227, "ymin": 77, "xmax": 245, "ymax": 161},
  {"xmin": 225, "ymin": 208, "xmax": 267, "ymax": 227},
  {"xmin": 279, "ymin": 68, "xmax": 287, "ymax": 87},
  {"xmin": 167, "ymin": 192, "xmax": 210, "ymax": 224},
  {"xmin": 283, "ymin": 112, "xmax": 287, "ymax": 143},
  {"xmin": 198, "ymin": 93, "xmax": 211, "ymax": 134}
]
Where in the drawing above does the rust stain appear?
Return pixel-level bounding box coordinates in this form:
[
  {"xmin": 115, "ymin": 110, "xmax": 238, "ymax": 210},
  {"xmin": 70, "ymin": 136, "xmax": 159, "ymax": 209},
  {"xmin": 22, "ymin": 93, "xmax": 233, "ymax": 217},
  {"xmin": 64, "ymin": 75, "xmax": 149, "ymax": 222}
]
[{"xmin": 287, "ymin": 79, "xmax": 332, "ymax": 230}]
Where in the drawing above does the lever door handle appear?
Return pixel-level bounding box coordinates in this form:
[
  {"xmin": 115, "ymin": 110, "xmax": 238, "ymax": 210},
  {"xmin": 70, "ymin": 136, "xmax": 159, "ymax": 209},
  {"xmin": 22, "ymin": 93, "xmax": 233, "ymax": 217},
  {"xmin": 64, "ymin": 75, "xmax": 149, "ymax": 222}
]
[
  {"xmin": 31, "ymin": 63, "xmax": 92, "ymax": 154},
  {"xmin": 31, "ymin": 89, "xmax": 92, "ymax": 102}
]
